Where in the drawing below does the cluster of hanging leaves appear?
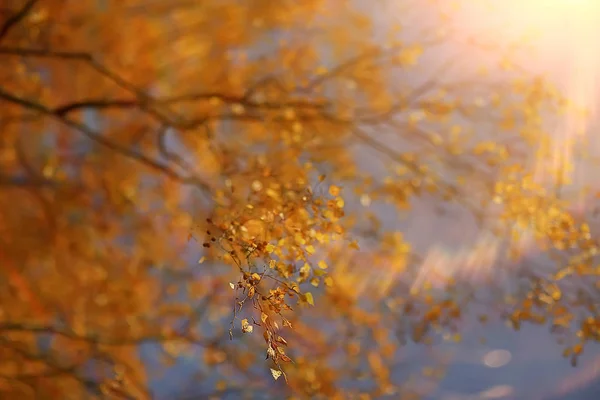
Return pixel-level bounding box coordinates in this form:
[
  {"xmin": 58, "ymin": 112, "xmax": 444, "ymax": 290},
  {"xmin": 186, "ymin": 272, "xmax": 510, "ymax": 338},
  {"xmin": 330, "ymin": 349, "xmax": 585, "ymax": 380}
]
[{"xmin": 1, "ymin": 0, "xmax": 599, "ymax": 399}]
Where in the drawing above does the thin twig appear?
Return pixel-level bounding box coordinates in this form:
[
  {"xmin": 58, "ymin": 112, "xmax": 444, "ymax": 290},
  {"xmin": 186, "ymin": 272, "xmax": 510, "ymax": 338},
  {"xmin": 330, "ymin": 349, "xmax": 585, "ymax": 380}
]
[{"xmin": 0, "ymin": 0, "xmax": 38, "ymax": 43}]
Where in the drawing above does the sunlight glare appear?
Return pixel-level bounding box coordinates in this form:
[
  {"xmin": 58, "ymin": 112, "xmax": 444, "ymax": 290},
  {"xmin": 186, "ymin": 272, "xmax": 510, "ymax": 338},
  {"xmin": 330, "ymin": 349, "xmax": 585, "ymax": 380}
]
[
  {"xmin": 425, "ymin": 0, "xmax": 600, "ymax": 285},
  {"xmin": 465, "ymin": 0, "xmax": 600, "ymax": 195}
]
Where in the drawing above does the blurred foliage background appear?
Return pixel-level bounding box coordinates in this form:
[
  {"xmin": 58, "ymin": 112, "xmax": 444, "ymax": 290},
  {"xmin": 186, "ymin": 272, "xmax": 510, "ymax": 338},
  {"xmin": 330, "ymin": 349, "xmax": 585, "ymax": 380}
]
[{"xmin": 1, "ymin": 0, "xmax": 600, "ymax": 399}]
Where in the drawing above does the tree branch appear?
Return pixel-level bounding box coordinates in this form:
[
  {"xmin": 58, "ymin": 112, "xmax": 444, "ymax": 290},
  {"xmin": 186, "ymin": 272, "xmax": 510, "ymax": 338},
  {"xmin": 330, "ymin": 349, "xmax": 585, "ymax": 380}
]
[
  {"xmin": 0, "ymin": 321, "xmax": 211, "ymax": 348},
  {"xmin": 0, "ymin": 47, "xmax": 328, "ymax": 128},
  {"xmin": 0, "ymin": 87, "xmax": 212, "ymax": 193},
  {"xmin": 0, "ymin": 0, "xmax": 38, "ymax": 43},
  {"xmin": 0, "ymin": 175, "xmax": 57, "ymax": 187}
]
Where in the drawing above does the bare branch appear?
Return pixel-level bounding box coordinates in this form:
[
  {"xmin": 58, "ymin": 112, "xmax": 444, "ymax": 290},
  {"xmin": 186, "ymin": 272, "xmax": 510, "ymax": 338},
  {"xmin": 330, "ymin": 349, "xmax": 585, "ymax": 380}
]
[
  {"xmin": 0, "ymin": 47, "xmax": 93, "ymax": 60},
  {"xmin": 0, "ymin": 47, "xmax": 178, "ymax": 122},
  {"xmin": 53, "ymin": 99, "xmax": 139, "ymax": 117},
  {"xmin": 0, "ymin": 47, "xmax": 328, "ymax": 132},
  {"xmin": 0, "ymin": 321, "xmax": 211, "ymax": 348},
  {"xmin": 0, "ymin": 0, "xmax": 38, "ymax": 43},
  {"xmin": 0, "ymin": 87, "xmax": 212, "ymax": 193}
]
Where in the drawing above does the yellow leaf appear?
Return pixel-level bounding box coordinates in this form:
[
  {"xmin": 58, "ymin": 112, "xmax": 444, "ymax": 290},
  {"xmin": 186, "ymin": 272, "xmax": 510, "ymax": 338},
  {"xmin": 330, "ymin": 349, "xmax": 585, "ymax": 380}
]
[
  {"xmin": 299, "ymin": 263, "xmax": 311, "ymax": 281},
  {"xmin": 305, "ymin": 292, "xmax": 314, "ymax": 306},
  {"xmin": 283, "ymin": 108, "xmax": 296, "ymax": 120},
  {"xmin": 581, "ymin": 224, "xmax": 591, "ymax": 239},
  {"xmin": 241, "ymin": 319, "xmax": 253, "ymax": 334},
  {"xmin": 289, "ymin": 283, "xmax": 300, "ymax": 293},
  {"xmin": 266, "ymin": 244, "xmax": 275, "ymax": 253},
  {"xmin": 554, "ymin": 267, "xmax": 572, "ymax": 281},
  {"xmin": 313, "ymin": 269, "xmax": 327, "ymax": 277},
  {"xmin": 305, "ymin": 245, "xmax": 316, "ymax": 255},
  {"xmin": 229, "ymin": 282, "xmax": 235, "ymax": 289},
  {"xmin": 231, "ymin": 103, "xmax": 245, "ymax": 115},
  {"xmin": 329, "ymin": 185, "xmax": 341, "ymax": 196},
  {"xmin": 198, "ymin": 256, "xmax": 205, "ymax": 264},
  {"xmin": 270, "ymin": 368, "xmax": 283, "ymax": 380},
  {"xmin": 315, "ymin": 66, "xmax": 328, "ymax": 75},
  {"xmin": 261, "ymin": 312, "xmax": 268, "ymax": 323},
  {"xmin": 318, "ymin": 260, "xmax": 328, "ymax": 269},
  {"xmin": 324, "ymin": 276, "xmax": 334, "ymax": 287},
  {"xmin": 276, "ymin": 335, "xmax": 288, "ymax": 345},
  {"xmin": 267, "ymin": 346, "xmax": 276, "ymax": 359}
]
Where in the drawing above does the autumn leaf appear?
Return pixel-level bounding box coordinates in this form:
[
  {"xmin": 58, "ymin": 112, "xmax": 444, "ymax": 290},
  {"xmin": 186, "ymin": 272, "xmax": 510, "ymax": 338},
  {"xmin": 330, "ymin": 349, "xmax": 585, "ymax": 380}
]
[
  {"xmin": 270, "ymin": 368, "xmax": 283, "ymax": 381},
  {"xmin": 275, "ymin": 335, "xmax": 288, "ymax": 346},
  {"xmin": 279, "ymin": 354, "xmax": 292, "ymax": 363},
  {"xmin": 329, "ymin": 185, "xmax": 341, "ymax": 197},
  {"xmin": 241, "ymin": 319, "xmax": 253, "ymax": 334},
  {"xmin": 304, "ymin": 292, "xmax": 315, "ymax": 306}
]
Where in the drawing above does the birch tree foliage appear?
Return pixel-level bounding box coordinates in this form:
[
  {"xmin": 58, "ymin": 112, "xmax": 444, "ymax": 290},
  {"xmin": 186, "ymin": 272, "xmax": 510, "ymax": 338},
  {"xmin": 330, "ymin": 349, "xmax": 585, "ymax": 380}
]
[{"xmin": 0, "ymin": 0, "xmax": 598, "ymax": 399}]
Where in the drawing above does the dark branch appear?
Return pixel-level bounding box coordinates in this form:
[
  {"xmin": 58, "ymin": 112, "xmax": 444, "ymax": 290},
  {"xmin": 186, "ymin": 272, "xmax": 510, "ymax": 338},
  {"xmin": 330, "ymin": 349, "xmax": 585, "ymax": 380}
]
[
  {"xmin": 0, "ymin": 47, "xmax": 328, "ymax": 128},
  {"xmin": 0, "ymin": 321, "xmax": 211, "ymax": 348},
  {"xmin": 0, "ymin": 87, "xmax": 211, "ymax": 192},
  {"xmin": 0, "ymin": 46, "xmax": 93, "ymax": 60},
  {"xmin": 52, "ymin": 93, "xmax": 327, "ymax": 118},
  {"xmin": 0, "ymin": 47, "xmax": 178, "ymax": 122},
  {"xmin": 0, "ymin": 0, "xmax": 38, "ymax": 42},
  {"xmin": 0, "ymin": 175, "xmax": 57, "ymax": 187},
  {"xmin": 54, "ymin": 99, "xmax": 139, "ymax": 116}
]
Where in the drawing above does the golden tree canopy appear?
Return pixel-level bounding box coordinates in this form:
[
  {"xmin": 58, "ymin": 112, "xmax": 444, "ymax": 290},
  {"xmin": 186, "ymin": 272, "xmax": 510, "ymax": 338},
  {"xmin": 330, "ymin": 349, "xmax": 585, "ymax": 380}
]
[{"xmin": 1, "ymin": 0, "xmax": 599, "ymax": 399}]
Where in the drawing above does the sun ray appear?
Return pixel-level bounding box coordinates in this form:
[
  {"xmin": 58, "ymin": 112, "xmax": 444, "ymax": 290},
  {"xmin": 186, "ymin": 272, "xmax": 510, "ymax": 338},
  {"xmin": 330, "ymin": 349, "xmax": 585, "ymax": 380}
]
[{"xmin": 412, "ymin": 0, "xmax": 600, "ymax": 287}]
